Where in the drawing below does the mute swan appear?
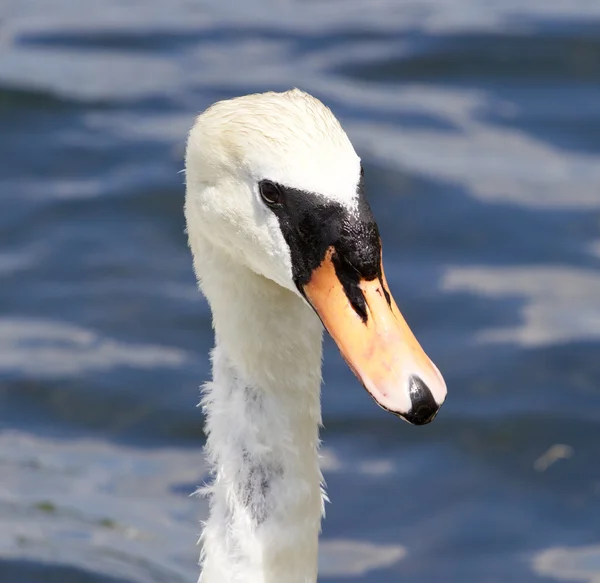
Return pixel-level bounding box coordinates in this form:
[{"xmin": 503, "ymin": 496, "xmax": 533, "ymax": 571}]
[{"xmin": 184, "ymin": 89, "xmax": 447, "ymax": 583}]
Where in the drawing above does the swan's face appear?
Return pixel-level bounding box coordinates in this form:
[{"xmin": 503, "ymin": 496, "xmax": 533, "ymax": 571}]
[{"xmin": 186, "ymin": 89, "xmax": 446, "ymax": 425}]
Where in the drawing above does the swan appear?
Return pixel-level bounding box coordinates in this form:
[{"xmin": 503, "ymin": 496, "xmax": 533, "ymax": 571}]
[{"xmin": 184, "ymin": 88, "xmax": 447, "ymax": 583}]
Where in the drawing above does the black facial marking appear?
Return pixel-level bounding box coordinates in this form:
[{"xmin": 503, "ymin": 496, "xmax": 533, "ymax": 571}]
[
  {"xmin": 378, "ymin": 275, "xmax": 392, "ymax": 309},
  {"xmin": 259, "ymin": 172, "xmax": 382, "ymax": 321},
  {"xmin": 331, "ymin": 251, "xmax": 369, "ymax": 322}
]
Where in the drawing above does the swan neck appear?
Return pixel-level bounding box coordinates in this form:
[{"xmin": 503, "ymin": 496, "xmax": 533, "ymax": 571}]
[{"xmin": 196, "ymin": 242, "xmax": 325, "ymax": 583}]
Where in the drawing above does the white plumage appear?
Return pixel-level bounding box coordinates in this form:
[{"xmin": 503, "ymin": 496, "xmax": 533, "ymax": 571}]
[{"xmin": 184, "ymin": 88, "xmax": 446, "ymax": 583}]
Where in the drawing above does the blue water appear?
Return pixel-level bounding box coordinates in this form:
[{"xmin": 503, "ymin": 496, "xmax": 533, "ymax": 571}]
[{"xmin": 1, "ymin": 1, "xmax": 600, "ymax": 581}]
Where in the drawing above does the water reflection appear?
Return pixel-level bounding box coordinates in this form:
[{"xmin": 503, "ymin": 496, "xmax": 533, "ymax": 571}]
[
  {"xmin": 1, "ymin": 0, "xmax": 600, "ymax": 581},
  {"xmin": 443, "ymin": 266, "xmax": 600, "ymax": 346},
  {"xmin": 0, "ymin": 318, "xmax": 188, "ymax": 377},
  {"xmin": 534, "ymin": 545, "xmax": 600, "ymax": 583}
]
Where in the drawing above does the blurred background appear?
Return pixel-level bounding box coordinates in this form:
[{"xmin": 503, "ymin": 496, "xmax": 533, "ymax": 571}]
[{"xmin": 1, "ymin": 0, "xmax": 600, "ymax": 581}]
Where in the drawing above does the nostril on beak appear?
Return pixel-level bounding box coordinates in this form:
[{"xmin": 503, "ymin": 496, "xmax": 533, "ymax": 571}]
[{"xmin": 404, "ymin": 375, "xmax": 439, "ymax": 425}]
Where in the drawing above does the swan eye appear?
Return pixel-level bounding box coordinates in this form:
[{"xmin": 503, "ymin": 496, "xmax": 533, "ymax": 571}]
[{"xmin": 259, "ymin": 180, "xmax": 283, "ymax": 206}]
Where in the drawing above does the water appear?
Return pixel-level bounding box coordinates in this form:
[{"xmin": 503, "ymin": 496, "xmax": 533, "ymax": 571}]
[{"xmin": 1, "ymin": 1, "xmax": 600, "ymax": 581}]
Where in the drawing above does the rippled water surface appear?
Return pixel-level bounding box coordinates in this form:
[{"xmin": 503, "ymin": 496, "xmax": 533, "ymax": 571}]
[{"xmin": 2, "ymin": 1, "xmax": 600, "ymax": 581}]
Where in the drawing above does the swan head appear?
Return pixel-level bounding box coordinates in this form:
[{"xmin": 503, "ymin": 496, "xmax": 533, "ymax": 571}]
[{"xmin": 185, "ymin": 89, "xmax": 447, "ymax": 425}]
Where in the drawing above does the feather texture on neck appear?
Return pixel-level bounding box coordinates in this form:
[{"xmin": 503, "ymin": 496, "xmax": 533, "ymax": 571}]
[{"xmin": 192, "ymin": 233, "xmax": 325, "ymax": 583}]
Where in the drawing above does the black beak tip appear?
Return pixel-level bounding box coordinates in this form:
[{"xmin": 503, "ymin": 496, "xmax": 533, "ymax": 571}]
[{"xmin": 403, "ymin": 375, "xmax": 440, "ymax": 426}]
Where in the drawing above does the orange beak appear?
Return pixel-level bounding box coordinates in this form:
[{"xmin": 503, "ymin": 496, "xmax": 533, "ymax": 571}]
[{"xmin": 303, "ymin": 247, "xmax": 447, "ymax": 425}]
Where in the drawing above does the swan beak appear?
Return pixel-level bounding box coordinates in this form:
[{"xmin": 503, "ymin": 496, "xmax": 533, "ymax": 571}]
[{"xmin": 303, "ymin": 248, "xmax": 447, "ymax": 425}]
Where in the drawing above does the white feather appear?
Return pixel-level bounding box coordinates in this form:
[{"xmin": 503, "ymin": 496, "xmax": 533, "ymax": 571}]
[{"xmin": 185, "ymin": 89, "xmax": 362, "ymax": 583}]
